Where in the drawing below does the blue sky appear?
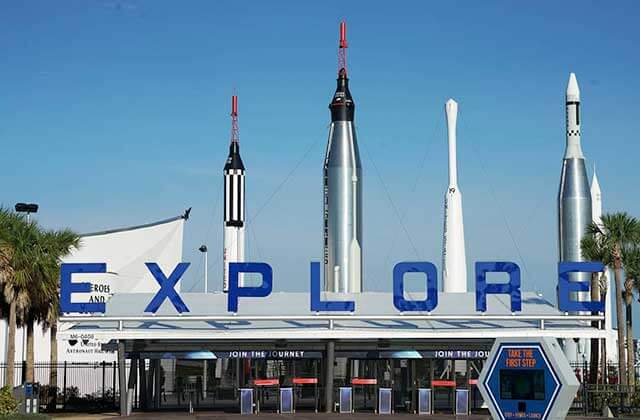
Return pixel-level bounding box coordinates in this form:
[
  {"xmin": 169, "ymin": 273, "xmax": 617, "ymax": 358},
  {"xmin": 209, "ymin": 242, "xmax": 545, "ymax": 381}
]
[{"xmin": 1, "ymin": 1, "xmax": 639, "ymax": 317}]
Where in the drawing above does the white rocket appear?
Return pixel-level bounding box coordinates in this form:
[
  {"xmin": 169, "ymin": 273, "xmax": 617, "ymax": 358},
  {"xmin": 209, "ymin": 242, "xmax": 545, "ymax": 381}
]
[
  {"xmin": 223, "ymin": 95, "xmax": 245, "ymax": 291},
  {"xmin": 591, "ymin": 170, "xmax": 611, "ymax": 329},
  {"xmin": 442, "ymin": 99, "xmax": 468, "ymax": 293},
  {"xmin": 591, "ymin": 169, "xmax": 617, "ymax": 361}
]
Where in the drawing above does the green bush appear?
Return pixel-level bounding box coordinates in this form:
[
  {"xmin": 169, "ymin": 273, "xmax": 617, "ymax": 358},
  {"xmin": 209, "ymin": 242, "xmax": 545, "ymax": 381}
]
[
  {"xmin": 0, "ymin": 415, "xmax": 49, "ymax": 419},
  {"xmin": 0, "ymin": 386, "xmax": 18, "ymax": 416}
]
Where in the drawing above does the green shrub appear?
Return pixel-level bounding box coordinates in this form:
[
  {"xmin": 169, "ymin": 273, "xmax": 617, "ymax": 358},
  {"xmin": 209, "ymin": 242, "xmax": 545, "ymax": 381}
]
[
  {"xmin": 0, "ymin": 415, "xmax": 49, "ymax": 419},
  {"xmin": 0, "ymin": 386, "xmax": 18, "ymax": 416}
]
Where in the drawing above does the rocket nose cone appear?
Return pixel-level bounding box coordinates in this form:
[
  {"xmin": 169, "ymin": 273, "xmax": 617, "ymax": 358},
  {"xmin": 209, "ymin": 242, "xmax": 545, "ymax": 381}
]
[
  {"xmin": 566, "ymin": 73, "xmax": 580, "ymax": 100},
  {"xmin": 445, "ymin": 98, "xmax": 458, "ymax": 113},
  {"xmin": 329, "ymin": 68, "xmax": 355, "ymax": 122},
  {"xmin": 224, "ymin": 142, "xmax": 245, "ymax": 171}
]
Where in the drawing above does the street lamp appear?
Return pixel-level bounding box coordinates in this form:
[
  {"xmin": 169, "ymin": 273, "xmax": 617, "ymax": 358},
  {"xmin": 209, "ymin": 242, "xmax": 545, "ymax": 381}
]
[
  {"xmin": 198, "ymin": 244, "xmax": 209, "ymax": 400},
  {"xmin": 14, "ymin": 203, "xmax": 39, "ymax": 222},
  {"xmin": 14, "ymin": 202, "xmax": 38, "ymax": 384},
  {"xmin": 199, "ymin": 245, "xmax": 208, "ymax": 293}
]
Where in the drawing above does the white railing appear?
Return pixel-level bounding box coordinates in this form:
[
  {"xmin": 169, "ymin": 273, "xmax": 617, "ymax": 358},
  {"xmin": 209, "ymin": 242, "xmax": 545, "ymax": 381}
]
[{"xmin": 60, "ymin": 313, "xmax": 605, "ymax": 331}]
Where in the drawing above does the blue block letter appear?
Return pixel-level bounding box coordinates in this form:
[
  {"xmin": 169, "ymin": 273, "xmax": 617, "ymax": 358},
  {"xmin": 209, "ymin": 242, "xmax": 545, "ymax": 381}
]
[
  {"xmin": 145, "ymin": 262, "xmax": 190, "ymax": 313},
  {"xmin": 60, "ymin": 263, "xmax": 107, "ymax": 313},
  {"xmin": 228, "ymin": 262, "xmax": 273, "ymax": 312},
  {"xmin": 393, "ymin": 262, "xmax": 438, "ymax": 312},
  {"xmin": 476, "ymin": 262, "xmax": 521, "ymax": 312},
  {"xmin": 558, "ymin": 262, "xmax": 605, "ymax": 312},
  {"xmin": 309, "ymin": 262, "xmax": 355, "ymax": 312}
]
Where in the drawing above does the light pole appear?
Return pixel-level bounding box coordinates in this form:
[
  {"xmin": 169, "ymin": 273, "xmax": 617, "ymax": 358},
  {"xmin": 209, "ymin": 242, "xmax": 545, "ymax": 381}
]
[
  {"xmin": 15, "ymin": 203, "xmax": 38, "ymax": 223},
  {"xmin": 198, "ymin": 245, "xmax": 208, "ymax": 399},
  {"xmin": 14, "ymin": 202, "xmax": 38, "ymax": 384},
  {"xmin": 199, "ymin": 245, "xmax": 208, "ymax": 293}
]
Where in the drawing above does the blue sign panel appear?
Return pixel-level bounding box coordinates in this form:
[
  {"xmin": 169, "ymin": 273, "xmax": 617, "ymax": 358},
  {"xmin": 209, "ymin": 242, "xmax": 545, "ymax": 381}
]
[{"xmin": 482, "ymin": 343, "xmax": 561, "ymax": 420}]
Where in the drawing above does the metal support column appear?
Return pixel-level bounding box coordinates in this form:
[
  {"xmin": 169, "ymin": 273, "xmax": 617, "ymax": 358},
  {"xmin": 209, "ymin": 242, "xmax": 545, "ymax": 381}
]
[
  {"xmin": 154, "ymin": 360, "xmax": 161, "ymax": 409},
  {"xmin": 118, "ymin": 341, "xmax": 127, "ymax": 416},
  {"xmin": 138, "ymin": 359, "xmax": 147, "ymax": 410},
  {"xmin": 126, "ymin": 358, "xmax": 138, "ymax": 416},
  {"xmin": 411, "ymin": 359, "xmax": 417, "ymax": 413},
  {"xmin": 325, "ymin": 340, "xmax": 335, "ymax": 413}
]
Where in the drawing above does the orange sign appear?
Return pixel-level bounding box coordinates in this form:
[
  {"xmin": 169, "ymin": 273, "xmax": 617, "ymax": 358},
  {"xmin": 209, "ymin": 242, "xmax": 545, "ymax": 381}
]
[{"xmin": 505, "ymin": 348, "xmax": 537, "ymax": 368}]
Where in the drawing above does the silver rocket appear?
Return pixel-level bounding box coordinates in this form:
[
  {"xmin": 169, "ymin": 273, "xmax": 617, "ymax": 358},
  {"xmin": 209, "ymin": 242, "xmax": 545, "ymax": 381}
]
[
  {"xmin": 558, "ymin": 73, "xmax": 592, "ymax": 360},
  {"xmin": 323, "ymin": 21, "xmax": 363, "ymax": 293},
  {"xmin": 223, "ymin": 95, "xmax": 245, "ymax": 291}
]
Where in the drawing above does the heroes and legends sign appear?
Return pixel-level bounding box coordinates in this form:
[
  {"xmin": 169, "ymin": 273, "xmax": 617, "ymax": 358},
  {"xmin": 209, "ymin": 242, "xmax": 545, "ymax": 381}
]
[{"xmin": 59, "ymin": 260, "xmax": 606, "ymax": 315}]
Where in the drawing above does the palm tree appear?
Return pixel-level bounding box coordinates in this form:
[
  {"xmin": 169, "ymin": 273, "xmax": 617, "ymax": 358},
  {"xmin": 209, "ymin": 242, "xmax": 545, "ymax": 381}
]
[
  {"xmin": 581, "ymin": 233, "xmax": 610, "ymax": 383},
  {"xmin": 0, "ymin": 209, "xmax": 40, "ymax": 388},
  {"xmin": 625, "ymin": 246, "xmax": 640, "ymax": 387},
  {"xmin": 587, "ymin": 212, "xmax": 639, "ymax": 387},
  {"xmin": 0, "ymin": 209, "xmax": 15, "ymax": 386},
  {"xmin": 22, "ymin": 228, "xmax": 79, "ymax": 383},
  {"xmin": 0, "ymin": 209, "xmax": 79, "ymax": 387},
  {"xmin": 36, "ymin": 229, "xmax": 79, "ymax": 388}
]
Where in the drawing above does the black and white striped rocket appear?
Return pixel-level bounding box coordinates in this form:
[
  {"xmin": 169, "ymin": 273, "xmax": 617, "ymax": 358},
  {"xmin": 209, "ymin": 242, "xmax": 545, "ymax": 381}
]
[
  {"xmin": 223, "ymin": 95, "xmax": 245, "ymax": 292},
  {"xmin": 323, "ymin": 21, "xmax": 363, "ymax": 293}
]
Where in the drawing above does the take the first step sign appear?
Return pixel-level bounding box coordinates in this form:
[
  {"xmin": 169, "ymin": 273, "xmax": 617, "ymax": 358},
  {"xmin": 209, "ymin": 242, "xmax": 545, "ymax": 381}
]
[{"xmin": 478, "ymin": 337, "xmax": 579, "ymax": 420}]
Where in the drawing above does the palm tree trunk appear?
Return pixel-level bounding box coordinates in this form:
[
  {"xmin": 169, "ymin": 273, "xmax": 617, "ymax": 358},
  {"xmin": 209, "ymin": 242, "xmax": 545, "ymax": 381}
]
[
  {"xmin": 26, "ymin": 320, "xmax": 34, "ymax": 382},
  {"xmin": 590, "ymin": 272, "xmax": 600, "ymax": 384},
  {"xmin": 614, "ymin": 265, "xmax": 628, "ymax": 386},
  {"xmin": 601, "ymin": 288, "xmax": 609, "ymax": 384},
  {"xmin": 5, "ymin": 300, "xmax": 16, "ymax": 388},
  {"xmin": 625, "ymin": 292, "xmax": 635, "ymax": 387},
  {"xmin": 49, "ymin": 322, "xmax": 58, "ymax": 410},
  {"xmin": 49, "ymin": 322, "xmax": 58, "ymax": 386}
]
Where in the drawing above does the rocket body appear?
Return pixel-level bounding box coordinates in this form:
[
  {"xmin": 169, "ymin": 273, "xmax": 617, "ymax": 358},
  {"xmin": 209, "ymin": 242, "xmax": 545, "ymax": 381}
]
[
  {"xmin": 223, "ymin": 159, "xmax": 245, "ymax": 291},
  {"xmin": 558, "ymin": 73, "xmax": 591, "ymax": 361},
  {"xmin": 442, "ymin": 99, "xmax": 467, "ymax": 293},
  {"xmin": 223, "ymin": 101, "xmax": 246, "ymax": 291},
  {"xmin": 558, "ymin": 73, "xmax": 591, "ymax": 298},
  {"xmin": 323, "ymin": 70, "xmax": 363, "ymax": 293}
]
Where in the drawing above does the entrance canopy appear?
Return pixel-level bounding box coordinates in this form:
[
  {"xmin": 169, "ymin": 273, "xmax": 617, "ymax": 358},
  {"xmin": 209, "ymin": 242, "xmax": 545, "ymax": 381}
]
[{"xmin": 60, "ymin": 291, "xmax": 604, "ymax": 342}]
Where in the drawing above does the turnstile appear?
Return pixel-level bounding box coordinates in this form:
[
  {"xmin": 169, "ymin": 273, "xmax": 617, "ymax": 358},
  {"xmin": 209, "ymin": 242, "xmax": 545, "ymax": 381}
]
[
  {"xmin": 240, "ymin": 388, "xmax": 254, "ymax": 414},
  {"xmin": 455, "ymin": 389, "xmax": 469, "ymax": 415},
  {"xmin": 280, "ymin": 388, "xmax": 293, "ymax": 414},
  {"xmin": 378, "ymin": 388, "xmax": 392, "ymax": 414},
  {"xmin": 339, "ymin": 387, "xmax": 352, "ymax": 413},
  {"xmin": 418, "ymin": 388, "xmax": 432, "ymax": 414}
]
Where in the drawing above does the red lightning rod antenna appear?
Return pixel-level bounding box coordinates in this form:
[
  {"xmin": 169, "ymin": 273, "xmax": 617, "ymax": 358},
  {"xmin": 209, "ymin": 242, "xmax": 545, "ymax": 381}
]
[
  {"xmin": 231, "ymin": 95, "xmax": 239, "ymax": 145},
  {"xmin": 338, "ymin": 20, "xmax": 348, "ymax": 76}
]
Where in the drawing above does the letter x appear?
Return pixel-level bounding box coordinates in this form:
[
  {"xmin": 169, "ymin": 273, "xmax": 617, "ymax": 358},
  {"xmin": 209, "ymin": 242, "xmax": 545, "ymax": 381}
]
[{"xmin": 144, "ymin": 262, "xmax": 190, "ymax": 313}]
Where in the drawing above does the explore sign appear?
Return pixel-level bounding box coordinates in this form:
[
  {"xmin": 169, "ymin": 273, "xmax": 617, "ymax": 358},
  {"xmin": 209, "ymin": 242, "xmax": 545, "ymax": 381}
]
[{"xmin": 60, "ymin": 261, "xmax": 606, "ymax": 315}]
